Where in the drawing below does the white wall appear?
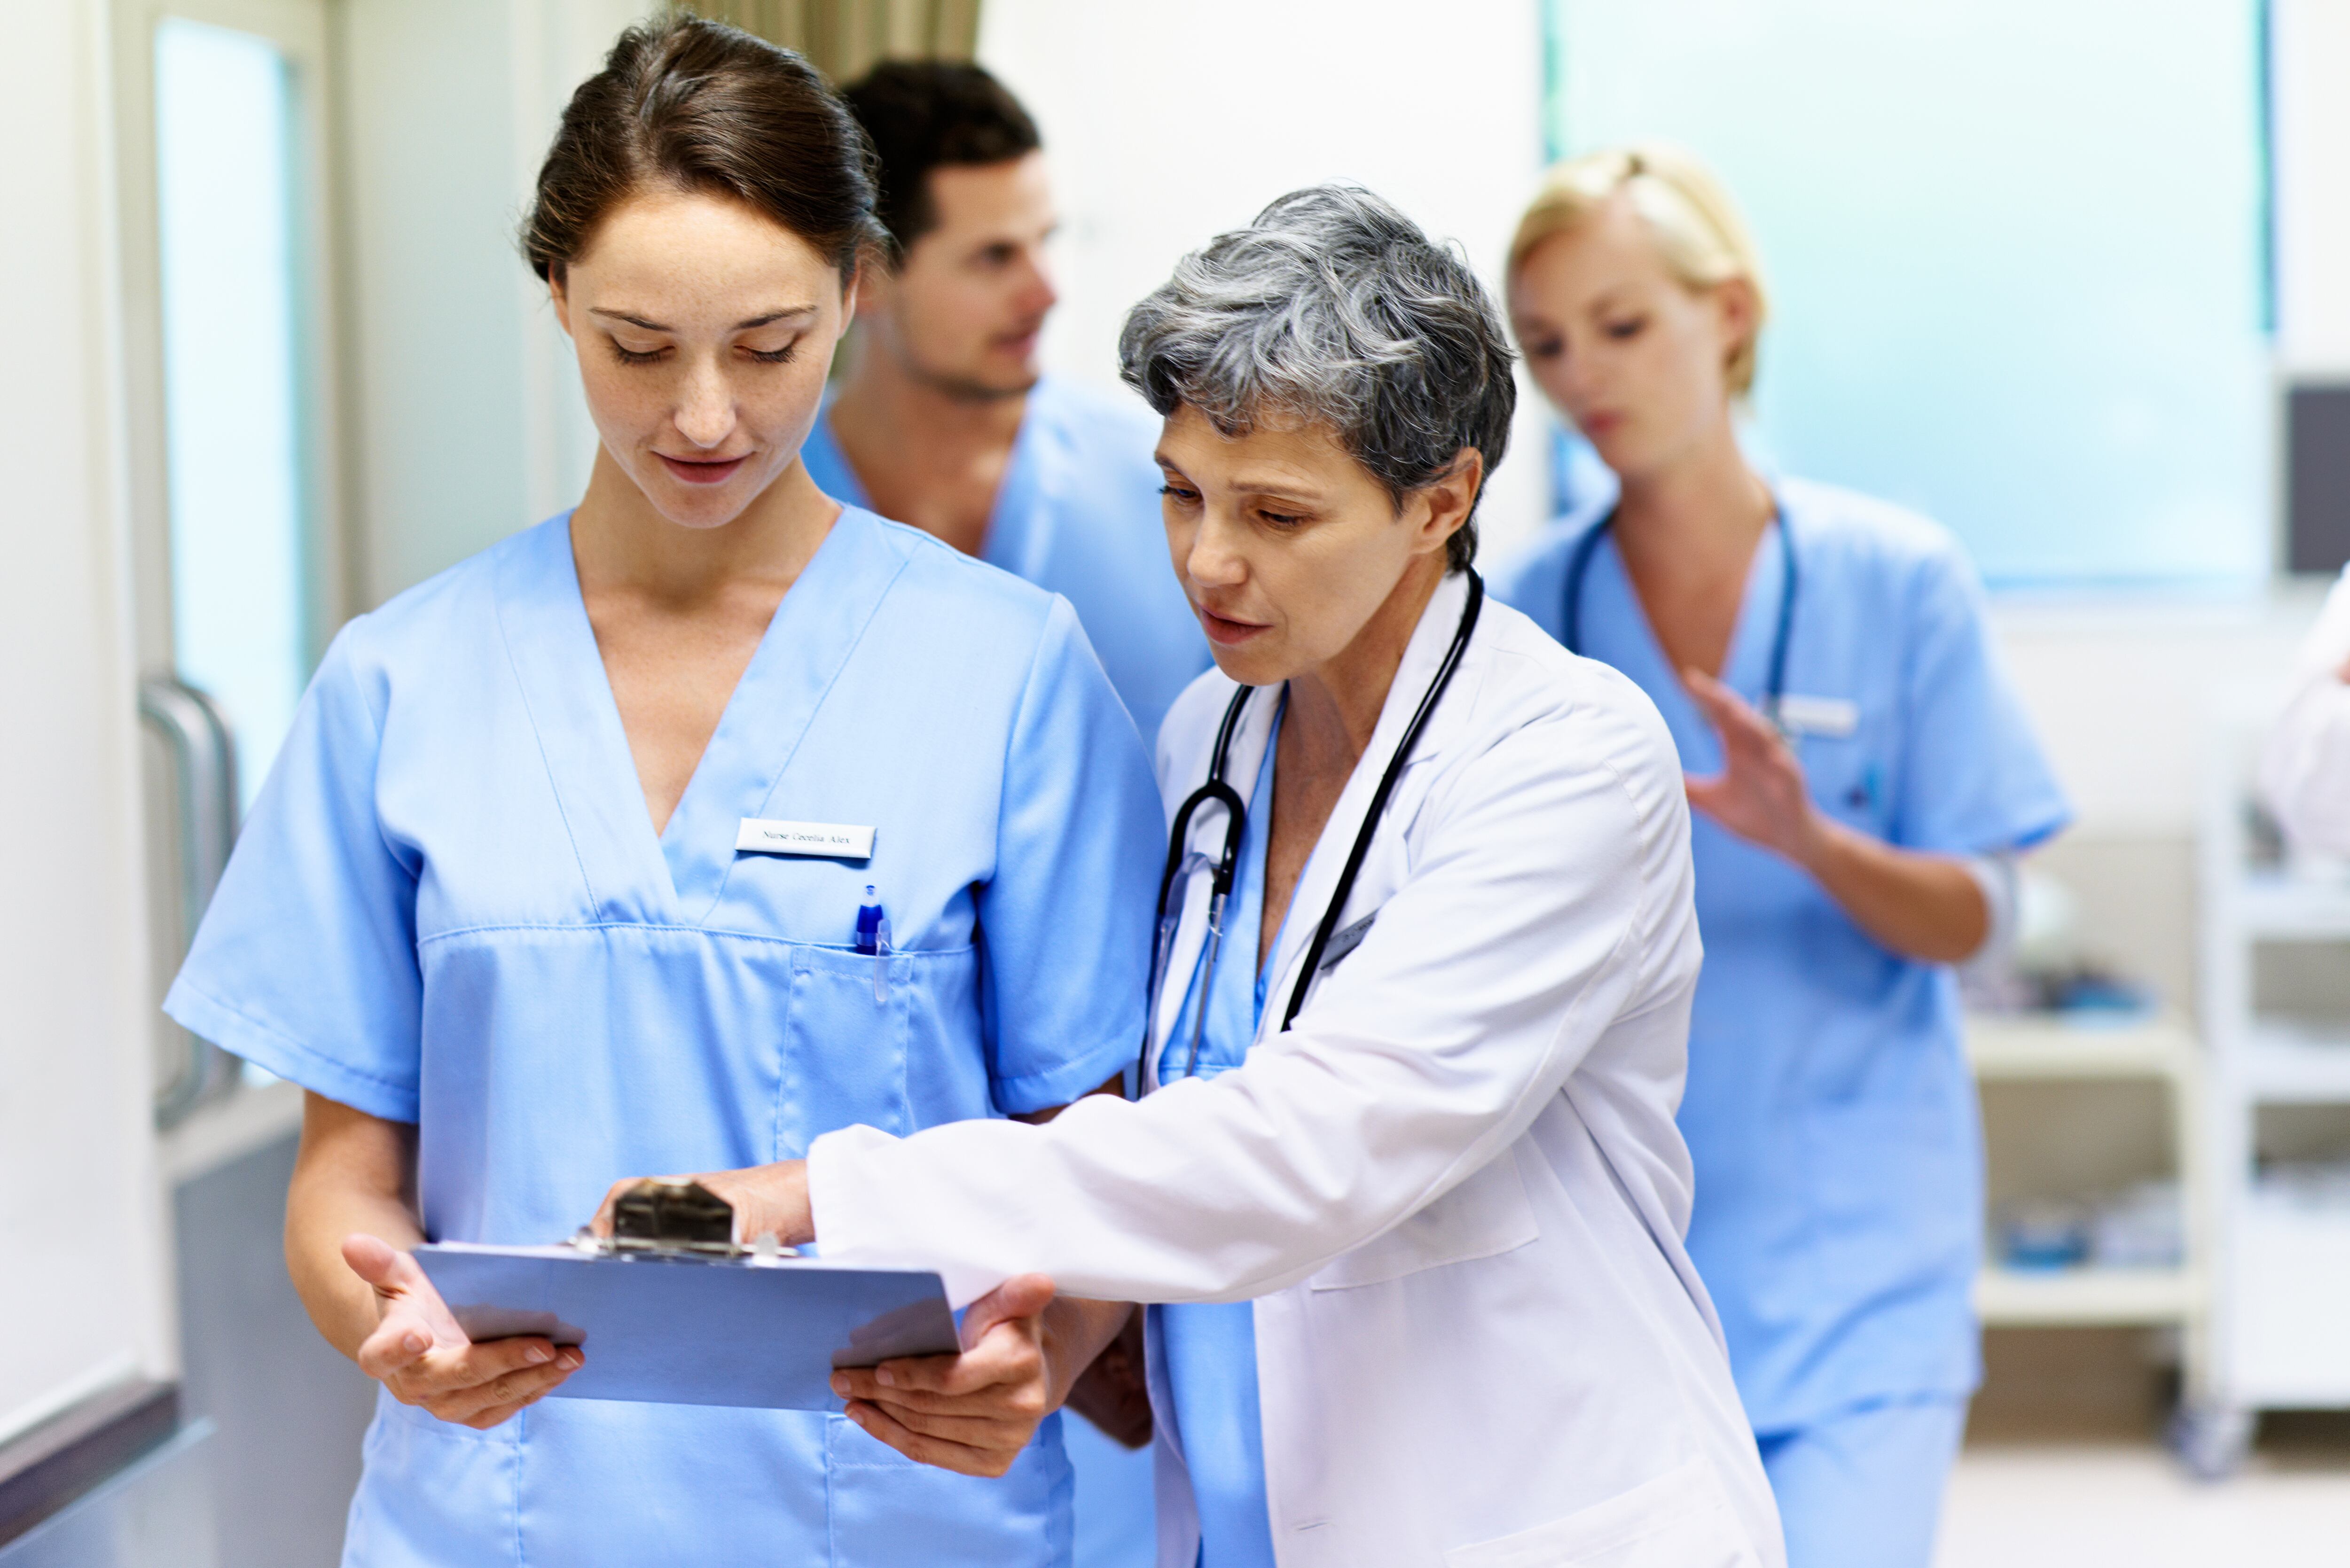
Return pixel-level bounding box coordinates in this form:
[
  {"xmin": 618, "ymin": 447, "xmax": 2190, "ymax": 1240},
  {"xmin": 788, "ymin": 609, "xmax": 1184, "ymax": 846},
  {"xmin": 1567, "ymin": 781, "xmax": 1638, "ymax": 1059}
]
[
  {"xmin": 976, "ymin": 0, "xmax": 1555, "ymax": 560},
  {"xmin": 0, "ymin": 0, "xmax": 175, "ymax": 1441},
  {"xmin": 1993, "ymin": 593, "xmax": 2321, "ymax": 837},
  {"xmin": 335, "ymin": 0, "xmax": 636, "ymax": 607},
  {"xmin": 2274, "ymin": 0, "xmax": 2350, "ymax": 374}
]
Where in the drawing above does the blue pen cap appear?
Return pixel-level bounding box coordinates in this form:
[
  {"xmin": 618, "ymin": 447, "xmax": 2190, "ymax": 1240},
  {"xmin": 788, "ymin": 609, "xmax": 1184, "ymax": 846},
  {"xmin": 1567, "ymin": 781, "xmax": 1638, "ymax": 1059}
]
[{"xmin": 854, "ymin": 885, "xmax": 884, "ymax": 955}]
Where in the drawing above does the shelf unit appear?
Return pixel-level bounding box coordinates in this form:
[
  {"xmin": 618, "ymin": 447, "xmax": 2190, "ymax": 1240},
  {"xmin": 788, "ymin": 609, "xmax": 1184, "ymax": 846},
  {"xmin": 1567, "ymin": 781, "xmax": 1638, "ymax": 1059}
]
[
  {"xmin": 1966, "ymin": 1013, "xmax": 2205, "ymax": 1341},
  {"xmin": 2188, "ymin": 715, "xmax": 2350, "ymax": 1474}
]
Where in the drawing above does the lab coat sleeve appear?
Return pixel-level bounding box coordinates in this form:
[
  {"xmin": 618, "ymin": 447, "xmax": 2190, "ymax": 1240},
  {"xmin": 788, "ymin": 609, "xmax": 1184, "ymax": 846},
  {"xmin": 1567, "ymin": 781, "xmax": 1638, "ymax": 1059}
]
[
  {"xmin": 809, "ymin": 687, "xmax": 1691, "ymax": 1305},
  {"xmin": 162, "ymin": 622, "xmax": 425, "ymax": 1122},
  {"xmin": 976, "ymin": 595, "xmax": 1165, "ymax": 1115},
  {"xmin": 1892, "ymin": 543, "xmax": 2070, "ymax": 856},
  {"xmin": 2259, "ymin": 564, "xmax": 2350, "ymax": 857}
]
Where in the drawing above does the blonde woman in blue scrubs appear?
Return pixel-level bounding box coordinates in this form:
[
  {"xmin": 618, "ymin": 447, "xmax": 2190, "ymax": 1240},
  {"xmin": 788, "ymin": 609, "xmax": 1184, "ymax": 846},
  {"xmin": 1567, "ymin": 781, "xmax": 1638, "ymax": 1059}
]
[
  {"xmin": 164, "ymin": 17, "xmax": 1156, "ymax": 1566},
  {"xmin": 1494, "ymin": 146, "xmax": 2070, "ymax": 1567}
]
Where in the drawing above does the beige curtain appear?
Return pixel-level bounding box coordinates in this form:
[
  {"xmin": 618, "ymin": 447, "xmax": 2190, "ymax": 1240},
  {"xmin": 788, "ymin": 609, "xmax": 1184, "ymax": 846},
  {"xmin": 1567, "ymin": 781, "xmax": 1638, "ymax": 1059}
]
[{"xmin": 687, "ymin": 0, "xmax": 983, "ymax": 81}]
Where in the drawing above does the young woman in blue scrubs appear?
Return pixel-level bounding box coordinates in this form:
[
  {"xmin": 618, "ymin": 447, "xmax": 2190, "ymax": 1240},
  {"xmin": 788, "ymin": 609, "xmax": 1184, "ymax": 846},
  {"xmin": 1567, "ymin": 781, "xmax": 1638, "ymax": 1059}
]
[
  {"xmin": 1493, "ymin": 147, "xmax": 2070, "ymax": 1568},
  {"xmin": 163, "ymin": 18, "xmax": 1158, "ymax": 1566}
]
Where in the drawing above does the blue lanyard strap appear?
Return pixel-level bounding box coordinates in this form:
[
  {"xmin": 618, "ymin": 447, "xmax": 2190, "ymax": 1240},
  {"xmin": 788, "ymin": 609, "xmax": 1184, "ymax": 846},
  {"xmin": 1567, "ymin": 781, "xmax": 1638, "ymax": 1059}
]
[{"xmin": 1562, "ymin": 506, "xmax": 1799, "ymax": 720}]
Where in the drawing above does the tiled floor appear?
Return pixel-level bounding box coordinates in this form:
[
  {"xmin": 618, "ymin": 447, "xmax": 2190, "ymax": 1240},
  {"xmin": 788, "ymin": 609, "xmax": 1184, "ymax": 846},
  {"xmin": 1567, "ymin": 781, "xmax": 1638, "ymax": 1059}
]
[{"xmin": 1937, "ymin": 1440, "xmax": 2350, "ymax": 1567}]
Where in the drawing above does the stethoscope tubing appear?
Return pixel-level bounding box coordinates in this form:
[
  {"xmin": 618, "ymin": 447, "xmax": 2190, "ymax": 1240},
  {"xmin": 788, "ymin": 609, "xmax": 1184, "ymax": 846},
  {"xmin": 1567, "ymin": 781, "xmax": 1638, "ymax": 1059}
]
[
  {"xmin": 1562, "ymin": 505, "xmax": 1798, "ymax": 725},
  {"xmin": 1137, "ymin": 570, "xmax": 1485, "ymax": 1092}
]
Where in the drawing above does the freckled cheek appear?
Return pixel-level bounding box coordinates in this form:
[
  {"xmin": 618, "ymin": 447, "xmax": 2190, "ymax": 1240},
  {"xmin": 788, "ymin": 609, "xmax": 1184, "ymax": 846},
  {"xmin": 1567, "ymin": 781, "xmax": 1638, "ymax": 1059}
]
[{"xmin": 577, "ymin": 362, "xmax": 669, "ymax": 449}]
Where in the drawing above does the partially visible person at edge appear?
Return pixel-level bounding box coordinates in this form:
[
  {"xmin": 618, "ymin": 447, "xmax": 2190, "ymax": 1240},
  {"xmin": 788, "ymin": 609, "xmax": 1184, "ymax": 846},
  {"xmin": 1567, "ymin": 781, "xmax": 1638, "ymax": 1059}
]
[
  {"xmin": 804, "ymin": 58, "xmax": 1210, "ymax": 741},
  {"xmin": 2261, "ymin": 560, "xmax": 2350, "ymax": 857},
  {"xmin": 1491, "ymin": 145, "xmax": 2070, "ymax": 1568},
  {"xmin": 161, "ymin": 17, "xmax": 1160, "ymax": 1565}
]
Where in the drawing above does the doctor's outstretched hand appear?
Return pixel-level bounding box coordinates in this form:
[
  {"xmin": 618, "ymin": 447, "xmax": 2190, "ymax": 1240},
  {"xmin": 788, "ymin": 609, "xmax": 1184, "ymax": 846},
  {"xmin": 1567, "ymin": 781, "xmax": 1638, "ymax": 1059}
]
[
  {"xmin": 588, "ymin": 1157, "xmax": 1136, "ymax": 1474},
  {"xmin": 344, "ymin": 1233, "xmax": 583, "ymax": 1429}
]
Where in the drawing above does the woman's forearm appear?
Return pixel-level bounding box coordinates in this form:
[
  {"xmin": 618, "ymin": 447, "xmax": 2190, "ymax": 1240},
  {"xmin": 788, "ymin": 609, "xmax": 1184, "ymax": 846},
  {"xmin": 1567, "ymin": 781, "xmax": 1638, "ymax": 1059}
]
[
  {"xmin": 286, "ymin": 1093, "xmax": 424, "ymax": 1360},
  {"xmin": 1041, "ymin": 1297, "xmax": 1137, "ymax": 1409},
  {"xmin": 1794, "ymin": 816, "xmax": 1989, "ymax": 963}
]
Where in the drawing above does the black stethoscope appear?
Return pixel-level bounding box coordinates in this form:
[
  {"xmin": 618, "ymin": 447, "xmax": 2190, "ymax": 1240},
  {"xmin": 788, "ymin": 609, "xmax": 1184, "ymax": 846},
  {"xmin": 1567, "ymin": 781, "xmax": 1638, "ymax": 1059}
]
[
  {"xmin": 1562, "ymin": 506, "xmax": 1799, "ymax": 733},
  {"xmin": 1138, "ymin": 571, "xmax": 1486, "ymax": 1090}
]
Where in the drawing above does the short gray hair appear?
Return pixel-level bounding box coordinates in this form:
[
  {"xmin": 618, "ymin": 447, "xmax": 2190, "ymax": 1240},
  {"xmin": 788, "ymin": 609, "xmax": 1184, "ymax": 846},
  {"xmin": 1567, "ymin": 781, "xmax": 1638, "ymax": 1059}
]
[{"xmin": 1118, "ymin": 185, "xmax": 1516, "ymax": 571}]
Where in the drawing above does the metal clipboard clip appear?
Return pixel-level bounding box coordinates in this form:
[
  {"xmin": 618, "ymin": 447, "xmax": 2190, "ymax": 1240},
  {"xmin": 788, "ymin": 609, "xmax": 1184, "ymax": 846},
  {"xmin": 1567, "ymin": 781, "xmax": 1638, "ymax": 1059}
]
[{"xmin": 575, "ymin": 1178, "xmax": 794, "ymax": 1263}]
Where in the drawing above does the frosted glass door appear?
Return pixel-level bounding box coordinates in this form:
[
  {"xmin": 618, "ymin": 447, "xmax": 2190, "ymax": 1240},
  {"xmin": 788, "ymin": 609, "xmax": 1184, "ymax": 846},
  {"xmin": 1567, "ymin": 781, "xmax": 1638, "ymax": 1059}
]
[{"xmin": 153, "ymin": 16, "xmax": 307, "ymax": 804}]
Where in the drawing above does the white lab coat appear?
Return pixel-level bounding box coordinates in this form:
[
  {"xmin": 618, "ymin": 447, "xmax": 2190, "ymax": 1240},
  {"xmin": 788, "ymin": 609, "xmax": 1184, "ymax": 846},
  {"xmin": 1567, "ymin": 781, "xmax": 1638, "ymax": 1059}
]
[
  {"xmin": 2261, "ymin": 563, "xmax": 2350, "ymax": 858},
  {"xmin": 809, "ymin": 572, "xmax": 1784, "ymax": 1568}
]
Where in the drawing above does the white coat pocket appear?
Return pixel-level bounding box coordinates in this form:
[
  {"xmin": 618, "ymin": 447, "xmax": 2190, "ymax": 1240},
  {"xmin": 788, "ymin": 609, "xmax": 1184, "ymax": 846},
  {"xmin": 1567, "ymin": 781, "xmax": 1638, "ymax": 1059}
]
[
  {"xmin": 1307, "ymin": 1145, "xmax": 1539, "ymax": 1291},
  {"xmin": 1442, "ymin": 1457, "xmax": 1758, "ymax": 1568}
]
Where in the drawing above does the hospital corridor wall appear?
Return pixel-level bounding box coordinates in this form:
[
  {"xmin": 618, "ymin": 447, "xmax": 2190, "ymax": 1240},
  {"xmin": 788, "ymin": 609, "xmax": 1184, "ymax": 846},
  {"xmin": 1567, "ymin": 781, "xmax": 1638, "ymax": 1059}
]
[{"xmin": 0, "ymin": 0, "xmax": 185, "ymax": 1556}]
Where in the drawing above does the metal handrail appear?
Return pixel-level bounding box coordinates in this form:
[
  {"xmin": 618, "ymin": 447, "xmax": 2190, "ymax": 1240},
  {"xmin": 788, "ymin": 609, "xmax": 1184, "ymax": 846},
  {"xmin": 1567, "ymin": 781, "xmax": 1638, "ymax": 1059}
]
[{"xmin": 140, "ymin": 674, "xmax": 242, "ymax": 1129}]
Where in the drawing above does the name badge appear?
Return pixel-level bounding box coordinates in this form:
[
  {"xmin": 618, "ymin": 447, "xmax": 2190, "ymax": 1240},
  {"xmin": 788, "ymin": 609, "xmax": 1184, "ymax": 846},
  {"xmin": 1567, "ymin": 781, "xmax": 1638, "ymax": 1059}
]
[
  {"xmin": 1775, "ymin": 694, "xmax": 1859, "ymax": 739},
  {"xmin": 735, "ymin": 818, "xmax": 876, "ymax": 859}
]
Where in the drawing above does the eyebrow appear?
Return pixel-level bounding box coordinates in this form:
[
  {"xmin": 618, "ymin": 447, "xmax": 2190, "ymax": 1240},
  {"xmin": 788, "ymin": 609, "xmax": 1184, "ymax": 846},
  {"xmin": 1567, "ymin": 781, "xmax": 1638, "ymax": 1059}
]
[
  {"xmin": 1157, "ymin": 458, "xmax": 1327, "ymax": 507},
  {"xmin": 588, "ymin": 306, "xmax": 818, "ymax": 332},
  {"xmin": 1233, "ymin": 483, "xmax": 1327, "ymax": 507}
]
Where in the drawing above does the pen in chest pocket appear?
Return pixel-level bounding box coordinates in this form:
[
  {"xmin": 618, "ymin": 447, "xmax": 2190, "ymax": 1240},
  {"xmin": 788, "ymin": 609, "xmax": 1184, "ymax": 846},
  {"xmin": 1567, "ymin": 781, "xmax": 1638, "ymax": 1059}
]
[{"xmin": 855, "ymin": 885, "xmax": 889, "ymax": 1003}]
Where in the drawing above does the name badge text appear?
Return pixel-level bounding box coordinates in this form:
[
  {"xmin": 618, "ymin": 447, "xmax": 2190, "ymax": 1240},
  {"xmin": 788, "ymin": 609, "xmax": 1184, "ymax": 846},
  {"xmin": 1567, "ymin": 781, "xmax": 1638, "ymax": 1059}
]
[{"xmin": 735, "ymin": 818, "xmax": 877, "ymax": 859}]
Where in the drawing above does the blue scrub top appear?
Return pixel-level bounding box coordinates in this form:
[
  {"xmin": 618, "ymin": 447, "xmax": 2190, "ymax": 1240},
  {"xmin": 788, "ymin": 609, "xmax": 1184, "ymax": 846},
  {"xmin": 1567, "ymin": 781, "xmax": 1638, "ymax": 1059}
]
[
  {"xmin": 164, "ymin": 507, "xmax": 1164, "ymax": 1568},
  {"xmin": 1492, "ymin": 477, "xmax": 2070, "ymax": 1432},
  {"xmin": 800, "ymin": 374, "xmax": 1210, "ymax": 742},
  {"xmin": 1151, "ymin": 702, "xmax": 1285, "ymax": 1568}
]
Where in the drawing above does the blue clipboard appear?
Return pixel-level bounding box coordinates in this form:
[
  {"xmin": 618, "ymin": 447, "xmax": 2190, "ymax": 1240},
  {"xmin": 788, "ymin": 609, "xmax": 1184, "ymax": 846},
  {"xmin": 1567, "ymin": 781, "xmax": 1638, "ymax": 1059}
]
[{"xmin": 415, "ymin": 1242, "xmax": 959, "ymax": 1411}]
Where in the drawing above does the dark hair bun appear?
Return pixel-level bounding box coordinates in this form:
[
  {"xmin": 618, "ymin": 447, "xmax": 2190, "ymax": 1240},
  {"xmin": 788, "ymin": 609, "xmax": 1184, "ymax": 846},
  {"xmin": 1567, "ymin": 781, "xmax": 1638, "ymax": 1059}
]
[{"xmin": 522, "ymin": 14, "xmax": 888, "ymax": 283}]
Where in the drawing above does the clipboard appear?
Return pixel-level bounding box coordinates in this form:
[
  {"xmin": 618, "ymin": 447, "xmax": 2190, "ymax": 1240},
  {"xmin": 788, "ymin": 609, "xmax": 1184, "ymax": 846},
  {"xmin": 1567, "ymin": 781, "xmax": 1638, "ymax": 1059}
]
[{"xmin": 414, "ymin": 1241, "xmax": 960, "ymax": 1411}]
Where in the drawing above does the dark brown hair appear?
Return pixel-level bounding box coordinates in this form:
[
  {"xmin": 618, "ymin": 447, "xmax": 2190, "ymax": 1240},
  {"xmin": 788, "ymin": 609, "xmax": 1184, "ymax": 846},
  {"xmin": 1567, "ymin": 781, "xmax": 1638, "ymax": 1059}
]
[
  {"xmin": 522, "ymin": 14, "xmax": 888, "ymax": 284},
  {"xmin": 840, "ymin": 60, "xmax": 1040, "ymax": 250}
]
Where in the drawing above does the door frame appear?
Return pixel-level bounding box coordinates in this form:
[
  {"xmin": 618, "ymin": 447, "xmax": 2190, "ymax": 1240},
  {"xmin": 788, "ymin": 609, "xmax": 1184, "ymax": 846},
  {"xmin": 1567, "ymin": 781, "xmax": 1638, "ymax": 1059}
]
[{"xmin": 111, "ymin": 0, "xmax": 351, "ymax": 680}]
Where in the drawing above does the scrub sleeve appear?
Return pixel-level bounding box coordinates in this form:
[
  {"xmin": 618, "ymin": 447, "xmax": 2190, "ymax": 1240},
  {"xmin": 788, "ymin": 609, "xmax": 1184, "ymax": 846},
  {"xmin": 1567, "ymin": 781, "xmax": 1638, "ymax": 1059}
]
[{"xmin": 165, "ymin": 625, "xmax": 423, "ymax": 1116}]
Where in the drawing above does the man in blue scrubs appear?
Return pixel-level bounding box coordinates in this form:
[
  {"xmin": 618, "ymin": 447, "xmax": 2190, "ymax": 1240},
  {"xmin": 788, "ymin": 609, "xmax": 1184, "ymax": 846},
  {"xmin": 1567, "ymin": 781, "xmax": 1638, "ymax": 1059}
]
[
  {"xmin": 815, "ymin": 61, "xmax": 1208, "ymax": 743},
  {"xmin": 821, "ymin": 60, "xmax": 1183, "ymax": 1567}
]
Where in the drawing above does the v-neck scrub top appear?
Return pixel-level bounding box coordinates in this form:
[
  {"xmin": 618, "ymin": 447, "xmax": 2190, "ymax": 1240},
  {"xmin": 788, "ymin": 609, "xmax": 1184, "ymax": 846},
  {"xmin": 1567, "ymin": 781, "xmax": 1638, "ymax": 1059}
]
[
  {"xmin": 801, "ymin": 374, "xmax": 1211, "ymax": 741},
  {"xmin": 164, "ymin": 507, "xmax": 1164, "ymax": 1568},
  {"xmin": 1494, "ymin": 477, "xmax": 2070, "ymax": 1433}
]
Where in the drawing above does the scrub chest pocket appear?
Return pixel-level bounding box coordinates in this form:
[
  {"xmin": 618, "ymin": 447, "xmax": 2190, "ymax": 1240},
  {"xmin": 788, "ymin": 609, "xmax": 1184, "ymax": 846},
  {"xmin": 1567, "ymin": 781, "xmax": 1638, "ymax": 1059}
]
[
  {"xmin": 1796, "ymin": 731, "xmax": 1889, "ymax": 836},
  {"xmin": 772, "ymin": 942, "xmax": 986, "ymax": 1156}
]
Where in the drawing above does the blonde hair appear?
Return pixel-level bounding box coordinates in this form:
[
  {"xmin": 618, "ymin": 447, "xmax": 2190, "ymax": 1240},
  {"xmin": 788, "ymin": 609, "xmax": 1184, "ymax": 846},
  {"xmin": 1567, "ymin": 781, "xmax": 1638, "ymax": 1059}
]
[{"xmin": 1509, "ymin": 144, "xmax": 1769, "ymax": 397}]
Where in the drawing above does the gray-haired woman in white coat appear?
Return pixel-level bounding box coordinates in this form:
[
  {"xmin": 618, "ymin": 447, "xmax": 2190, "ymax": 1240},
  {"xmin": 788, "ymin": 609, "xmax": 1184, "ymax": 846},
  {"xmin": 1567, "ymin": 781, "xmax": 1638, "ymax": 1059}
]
[{"xmin": 667, "ymin": 187, "xmax": 1784, "ymax": 1568}]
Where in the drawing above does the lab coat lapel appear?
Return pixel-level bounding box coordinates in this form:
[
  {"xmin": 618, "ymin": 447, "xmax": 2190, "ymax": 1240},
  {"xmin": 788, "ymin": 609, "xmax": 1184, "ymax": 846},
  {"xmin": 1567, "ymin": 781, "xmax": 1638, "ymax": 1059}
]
[
  {"xmin": 1259, "ymin": 571, "xmax": 1474, "ymax": 1036},
  {"xmin": 1149, "ymin": 681, "xmax": 1279, "ymax": 1072}
]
